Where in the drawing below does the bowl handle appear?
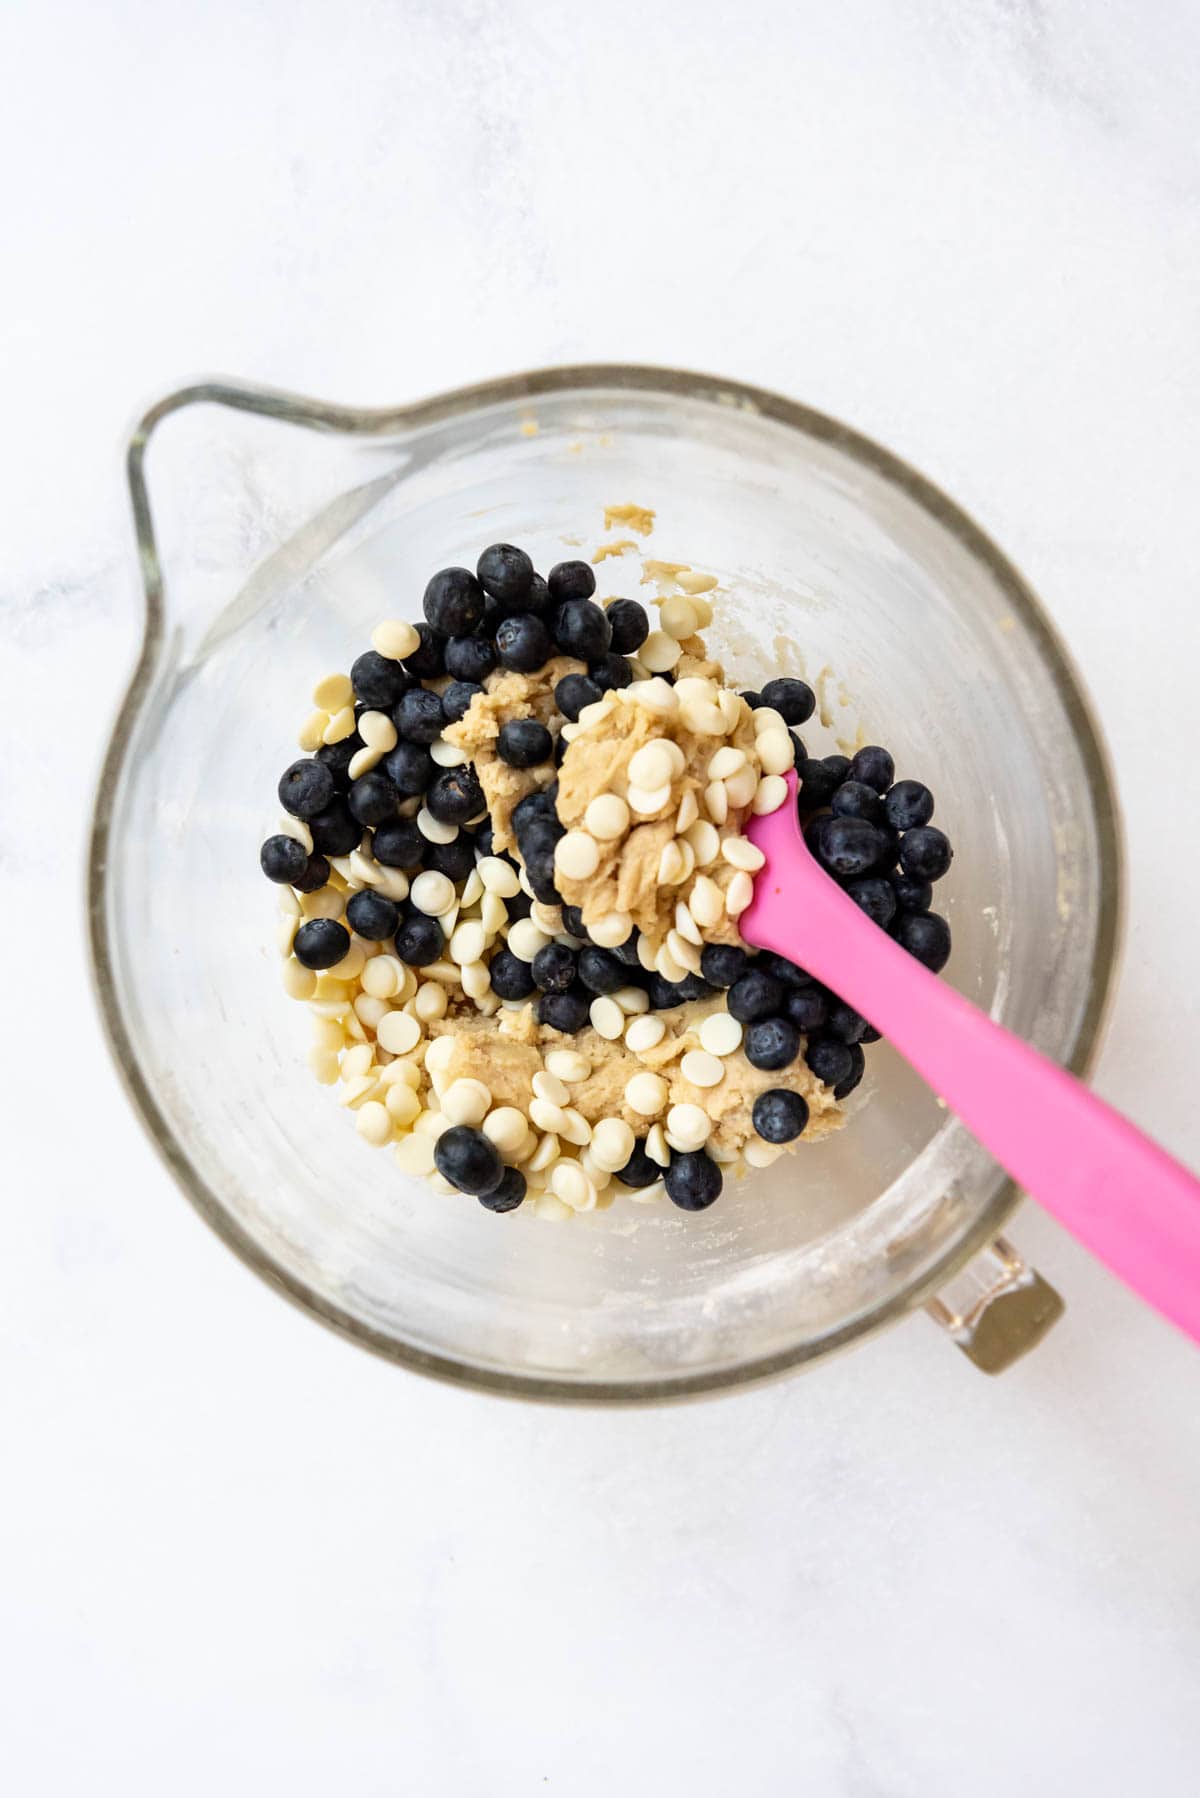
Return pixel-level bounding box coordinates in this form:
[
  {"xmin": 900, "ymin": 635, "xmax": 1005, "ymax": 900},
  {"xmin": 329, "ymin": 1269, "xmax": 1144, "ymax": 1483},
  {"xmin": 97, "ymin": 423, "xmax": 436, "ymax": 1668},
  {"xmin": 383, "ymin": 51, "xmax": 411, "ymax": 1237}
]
[{"xmin": 924, "ymin": 1234, "xmax": 1063, "ymax": 1373}]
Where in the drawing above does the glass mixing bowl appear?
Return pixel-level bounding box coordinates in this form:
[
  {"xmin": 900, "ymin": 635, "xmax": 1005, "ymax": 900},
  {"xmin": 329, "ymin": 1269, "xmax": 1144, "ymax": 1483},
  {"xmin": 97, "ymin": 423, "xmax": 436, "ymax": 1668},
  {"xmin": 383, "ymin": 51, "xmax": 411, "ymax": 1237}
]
[{"xmin": 88, "ymin": 366, "xmax": 1121, "ymax": 1398}]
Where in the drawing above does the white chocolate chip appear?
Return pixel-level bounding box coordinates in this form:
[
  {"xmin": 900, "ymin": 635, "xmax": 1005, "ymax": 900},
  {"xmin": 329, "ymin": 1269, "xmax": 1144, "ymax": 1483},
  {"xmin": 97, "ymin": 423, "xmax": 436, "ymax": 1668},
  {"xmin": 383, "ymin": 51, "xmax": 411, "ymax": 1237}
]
[
  {"xmin": 411, "ymin": 870, "xmax": 456, "ymax": 916},
  {"xmin": 529, "ymin": 1097, "xmax": 569, "ymax": 1135},
  {"xmin": 394, "ymin": 1134, "xmax": 436, "ymax": 1176},
  {"xmin": 533, "ymin": 1069, "xmax": 570, "ymax": 1107},
  {"xmin": 545, "ymin": 1048, "xmax": 591, "ymax": 1083},
  {"xmin": 589, "ymin": 996, "xmax": 625, "ymax": 1040},
  {"xmin": 629, "ymin": 743, "xmax": 675, "ymax": 790},
  {"xmin": 551, "ymin": 1161, "xmax": 597, "ymax": 1213},
  {"xmin": 625, "ymin": 1072, "xmax": 668, "ymax": 1116},
  {"xmin": 654, "ymin": 943, "xmax": 686, "ymax": 983},
  {"xmin": 681, "ymin": 1050, "xmax": 725, "ymax": 1089},
  {"xmin": 479, "ymin": 856, "xmax": 521, "ymax": 896},
  {"xmin": 753, "ymin": 706, "xmax": 788, "ymax": 736},
  {"xmin": 636, "ymin": 934, "xmax": 658, "ymax": 972},
  {"xmin": 338, "ymin": 1072, "xmax": 381, "ymax": 1109},
  {"xmin": 425, "ymin": 1035, "xmax": 456, "ymax": 1073},
  {"xmin": 630, "ymin": 676, "xmax": 680, "ymax": 714},
  {"xmin": 300, "ymin": 886, "xmax": 345, "ymax": 920},
  {"xmin": 508, "ymin": 919, "xmax": 551, "ymax": 962},
  {"xmin": 707, "ymin": 746, "xmax": 746, "ymax": 781},
  {"xmin": 531, "ymin": 901, "xmax": 564, "ymax": 935},
  {"xmin": 417, "ymin": 807, "xmax": 458, "ymax": 845},
  {"xmin": 588, "ymin": 910, "xmax": 633, "ymax": 947},
  {"xmin": 666, "ymin": 1103, "xmax": 712, "ymax": 1151},
  {"xmin": 674, "ymin": 789, "xmax": 700, "ymax": 833},
  {"xmin": 461, "ymin": 960, "xmax": 492, "ymax": 1001},
  {"xmin": 699, "ymin": 1011, "xmax": 744, "ymax": 1056},
  {"xmin": 348, "ymin": 745, "xmax": 383, "ymax": 781},
  {"xmin": 666, "ymin": 929, "xmax": 702, "ymax": 974},
  {"xmin": 658, "ymin": 839, "xmax": 686, "ymax": 884},
  {"xmin": 282, "ymin": 959, "xmax": 317, "ymax": 1000},
  {"xmin": 414, "ymin": 1108, "xmax": 452, "ymax": 1139},
  {"xmin": 356, "ymin": 1100, "xmax": 392, "ymax": 1145},
  {"xmin": 323, "ymin": 706, "xmax": 357, "ymax": 745},
  {"xmin": 483, "ymin": 1107, "xmax": 528, "ymax": 1155},
  {"xmin": 555, "ymin": 831, "xmax": 601, "ymax": 880},
  {"xmin": 385, "ymin": 1083, "xmax": 421, "ymax": 1126},
  {"xmin": 613, "ymin": 985, "xmax": 649, "ymax": 1014},
  {"xmin": 377, "ymin": 1011, "xmax": 421, "ymax": 1055},
  {"xmin": 441, "ymin": 1078, "xmax": 492, "ymax": 1127},
  {"xmin": 298, "ymin": 710, "xmax": 328, "ymax": 752},
  {"xmin": 640, "ymin": 631, "xmax": 684, "ymax": 673},
  {"xmin": 526, "ymin": 1132, "xmax": 561, "ymax": 1174},
  {"xmin": 371, "ymin": 619, "xmax": 421, "ymax": 661},
  {"xmin": 716, "ymin": 687, "xmax": 741, "ymax": 729},
  {"xmin": 626, "ymin": 1180, "xmax": 667, "ymax": 1205},
  {"xmin": 448, "ymin": 920, "xmax": 486, "ymax": 965},
  {"xmin": 659, "ymin": 595, "xmax": 700, "ymax": 639},
  {"xmin": 308, "ymin": 1045, "xmax": 340, "ymax": 1084},
  {"xmin": 590, "ymin": 1117, "xmax": 635, "ymax": 1172},
  {"xmin": 757, "ymin": 732, "xmax": 794, "ymax": 776},
  {"xmin": 627, "ymin": 783, "xmax": 672, "ymax": 816},
  {"xmin": 725, "ymin": 871, "xmax": 755, "ymax": 916},
  {"xmin": 585, "ymin": 794, "xmax": 630, "ymax": 839},
  {"xmin": 480, "ymin": 892, "xmax": 508, "ymax": 935},
  {"xmin": 752, "ymin": 774, "xmax": 789, "ymax": 815},
  {"xmin": 460, "ymin": 868, "xmax": 484, "ymax": 908},
  {"xmin": 328, "ymin": 942, "xmax": 366, "ymax": 980},
  {"xmin": 722, "ymin": 836, "xmax": 766, "ymax": 873},
  {"xmin": 279, "ymin": 813, "xmax": 314, "ymax": 853},
  {"xmin": 414, "ymin": 981, "xmax": 448, "ymax": 1021},
  {"xmin": 558, "ymin": 1108, "xmax": 592, "ymax": 1147},
  {"xmin": 354, "ymin": 993, "xmax": 389, "ymax": 1030},
  {"xmin": 673, "ymin": 900, "xmax": 703, "ymax": 946},
  {"xmin": 358, "ymin": 710, "xmax": 397, "ymax": 752},
  {"xmin": 676, "ymin": 570, "xmax": 718, "ymax": 595},
  {"xmin": 625, "ymin": 1014, "xmax": 666, "ymax": 1053},
  {"xmin": 744, "ymin": 1139, "xmax": 785, "ymax": 1168},
  {"xmin": 431, "ymin": 739, "xmax": 469, "ymax": 768},
  {"xmin": 646, "ymin": 1123, "xmax": 671, "ymax": 1167},
  {"xmin": 688, "ymin": 875, "xmax": 725, "ymax": 929},
  {"xmin": 703, "ymin": 780, "xmax": 729, "ymax": 825},
  {"xmin": 679, "ymin": 700, "xmax": 727, "ymax": 735}
]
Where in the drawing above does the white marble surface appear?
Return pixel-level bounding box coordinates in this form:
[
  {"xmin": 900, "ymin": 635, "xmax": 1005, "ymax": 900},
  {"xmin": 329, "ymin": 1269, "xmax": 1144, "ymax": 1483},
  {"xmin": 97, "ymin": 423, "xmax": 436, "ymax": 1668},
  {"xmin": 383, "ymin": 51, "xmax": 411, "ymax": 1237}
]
[{"xmin": 3, "ymin": 2, "xmax": 1199, "ymax": 1791}]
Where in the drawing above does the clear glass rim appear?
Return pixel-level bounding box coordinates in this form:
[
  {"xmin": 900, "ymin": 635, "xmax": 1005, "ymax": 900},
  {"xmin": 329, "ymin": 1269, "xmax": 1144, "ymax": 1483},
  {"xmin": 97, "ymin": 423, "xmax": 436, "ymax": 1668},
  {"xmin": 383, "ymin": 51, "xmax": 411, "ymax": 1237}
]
[{"xmin": 86, "ymin": 362, "xmax": 1125, "ymax": 1404}]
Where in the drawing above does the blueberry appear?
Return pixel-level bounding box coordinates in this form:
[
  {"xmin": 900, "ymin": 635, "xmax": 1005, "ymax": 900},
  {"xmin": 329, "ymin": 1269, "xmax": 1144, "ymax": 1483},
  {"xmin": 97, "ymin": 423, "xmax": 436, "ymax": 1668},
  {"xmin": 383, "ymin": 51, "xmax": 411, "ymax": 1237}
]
[
  {"xmin": 531, "ymin": 943, "xmax": 577, "ymax": 993},
  {"xmin": 755, "ymin": 951, "xmax": 812, "ymax": 989},
  {"xmin": 611, "ymin": 931, "xmax": 644, "ymax": 968},
  {"xmin": 674, "ymin": 973, "xmax": 716, "ymax": 1002},
  {"xmin": 825, "ymin": 1000, "xmax": 869, "ymax": 1044},
  {"xmin": 868, "ymin": 824, "xmax": 901, "ymax": 874},
  {"xmin": 890, "ymin": 870, "xmax": 932, "ymax": 913},
  {"xmin": 646, "ymin": 973, "xmax": 687, "ymax": 1010},
  {"xmin": 664, "ymin": 1150, "xmax": 723, "ymax": 1211},
  {"xmin": 761, "ymin": 677, "xmax": 815, "ymax": 725},
  {"xmin": 427, "ymin": 765, "xmax": 484, "ymax": 824},
  {"xmin": 860, "ymin": 1025, "xmax": 882, "ymax": 1045},
  {"xmin": 552, "ymin": 599, "xmax": 611, "ymax": 662},
  {"xmin": 554, "ymin": 672, "xmax": 603, "ymax": 721},
  {"xmin": 803, "ymin": 816, "xmax": 831, "ymax": 863},
  {"xmin": 831, "ymin": 780, "xmax": 884, "ymax": 825},
  {"xmin": 476, "ymin": 543, "xmax": 534, "ymax": 606},
  {"xmin": 278, "ymin": 758, "xmax": 335, "ymax": 820},
  {"xmin": 894, "ymin": 910, "xmax": 951, "ymax": 971},
  {"xmin": 819, "ymin": 817, "xmax": 889, "ymax": 879},
  {"xmin": 292, "ymin": 853, "xmax": 331, "ymax": 894},
  {"xmin": 849, "ymin": 744, "xmax": 895, "ymax": 793},
  {"xmin": 561, "ymin": 903, "xmax": 586, "ymax": 937},
  {"xmin": 347, "ymin": 770, "xmax": 400, "ymax": 826},
  {"xmin": 525, "ymin": 573, "xmax": 550, "ymax": 614},
  {"xmin": 497, "ymin": 719, "xmax": 553, "ymax": 768},
  {"xmin": 883, "ymin": 779, "xmax": 934, "ymax": 831},
  {"xmin": 845, "ymin": 875, "xmax": 897, "ymax": 928},
  {"xmin": 605, "ymin": 598, "xmax": 650, "ymax": 654},
  {"xmin": 512, "ymin": 788, "xmax": 560, "ymax": 835},
  {"xmin": 423, "ymin": 833, "xmax": 476, "ymax": 881},
  {"xmin": 495, "ymin": 613, "xmax": 553, "ymax": 673},
  {"xmin": 741, "ymin": 689, "xmax": 764, "ymax": 708},
  {"xmin": 444, "ymin": 635, "xmax": 497, "ymax": 684},
  {"xmin": 834, "ymin": 1043, "xmax": 866, "ymax": 1099},
  {"xmin": 796, "ymin": 757, "xmax": 843, "ymax": 810},
  {"xmin": 489, "ymin": 948, "xmax": 537, "ymax": 999},
  {"xmin": 345, "ymin": 889, "xmax": 400, "ymax": 940},
  {"xmin": 577, "ymin": 946, "xmax": 627, "ymax": 994},
  {"xmin": 394, "ymin": 909, "xmax": 444, "ymax": 966},
  {"xmin": 523, "ymin": 850, "xmax": 561, "ymax": 905},
  {"xmin": 473, "ymin": 818, "xmax": 497, "ymax": 857},
  {"xmin": 752, "ymin": 1089, "xmax": 810, "ymax": 1143},
  {"xmin": 382, "ymin": 747, "xmax": 434, "ymax": 809},
  {"xmin": 899, "ymin": 825, "xmax": 953, "ymax": 882},
  {"xmin": 537, "ymin": 986, "xmax": 591, "ymax": 1032},
  {"xmin": 372, "ymin": 817, "xmax": 423, "ymax": 867},
  {"xmin": 745, "ymin": 1017, "xmax": 800, "ymax": 1071},
  {"xmin": 779, "ymin": 985, "xmax": 826, "ymax": 1034},
  {"xmin": 614, "ymin": 1141, "xmax": 661, "ymax": 1188},
  {"xmin": 825, "ymin": 754, "xmax": 853, "ymax": 784},
  {"xmin": 434, "ymin": 1124, "xmax": 504, "ymax": 1196},
  {"xmin": 728, "ymin": 969, "xmax": 786, "ymax": 1023},
  {"xmin": 350, "ymin": 650, "xmax": 412, "ymax": 710},
  {"xmin": 260, "ymin": 834, "xmax": 308, "ymax": 883},
  {"xmin": 293, "ymin": 918, "xmax": 351, "ymax": 970},
  {"xmin": 441, "ymin": 680, "xmax": 482, "ymax": 724},
  {"xmin": 547, "ymin": 559, "xmax": 597, "ymax": 603},
  {"xmin": 505, "ymin": 889, "xmax": 533, "ymax": 923},
  {"xmin": 479, "ymin": 1166, "xmax": 527, "ymax": 1212},
  {"xmin": 423, "ymin": 566, "xmax": 486, "ymax": 637},
  {"xmin": 315, "ymin": 734, "xmax": 364, "ymax": 790},
  {"xmin": 401, "ymin": 623, "xmax": 447, "ymax": 678},
  {"xmin": 589, "ymin": 651, "xmax": 633, "ymax": 693},
  {"xmin": 792, "ymin": 734, "xmax": 809, "ymax": 770},
  {"xmin": 700, "ymin": 943, "xmax": 750, "ymax": 988},
  {"xmin": 307, "ymin": 800, "xmax": 362, "ymax": 857},
  {"xmin": 394, "ymin": 687, "xmax": 446, "ymax": 745},
  {"xmin": 804, "ymin": 1034, "xmax": 854, "ymax": 1089}
]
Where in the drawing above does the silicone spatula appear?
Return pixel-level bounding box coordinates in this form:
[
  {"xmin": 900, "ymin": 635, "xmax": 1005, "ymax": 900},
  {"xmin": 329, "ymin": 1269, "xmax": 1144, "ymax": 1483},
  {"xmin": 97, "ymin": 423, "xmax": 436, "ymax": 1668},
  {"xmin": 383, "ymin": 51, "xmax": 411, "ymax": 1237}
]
[{"xmin": 741, "ymin": 771, "xmax": 1200, "ymax": 1344}]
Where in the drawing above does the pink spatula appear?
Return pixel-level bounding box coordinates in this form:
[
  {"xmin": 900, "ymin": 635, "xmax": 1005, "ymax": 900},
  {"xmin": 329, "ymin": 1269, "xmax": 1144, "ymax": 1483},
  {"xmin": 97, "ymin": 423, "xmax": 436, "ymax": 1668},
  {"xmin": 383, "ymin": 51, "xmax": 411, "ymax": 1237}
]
[{"xmin": 742, "ymin": 771, "xmax": 1200, "ymax": 1344}]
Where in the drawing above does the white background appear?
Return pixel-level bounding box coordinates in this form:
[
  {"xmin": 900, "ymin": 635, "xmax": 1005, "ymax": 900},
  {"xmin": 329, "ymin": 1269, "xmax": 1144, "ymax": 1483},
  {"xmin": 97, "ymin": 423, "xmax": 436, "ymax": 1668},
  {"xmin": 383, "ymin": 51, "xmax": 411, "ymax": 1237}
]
[{"xmin": 3, "ymin": 2, "xmax": 1199, "ymax": 1792}]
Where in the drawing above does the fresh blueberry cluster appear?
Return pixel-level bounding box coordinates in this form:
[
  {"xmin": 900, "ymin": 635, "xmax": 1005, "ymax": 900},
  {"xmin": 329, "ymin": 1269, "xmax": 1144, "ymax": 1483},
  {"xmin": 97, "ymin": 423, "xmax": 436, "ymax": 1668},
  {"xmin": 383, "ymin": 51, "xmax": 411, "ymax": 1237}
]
[{"xmin": 262, "ymin": 541, "xmax": 954, "ymax": 1217}]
